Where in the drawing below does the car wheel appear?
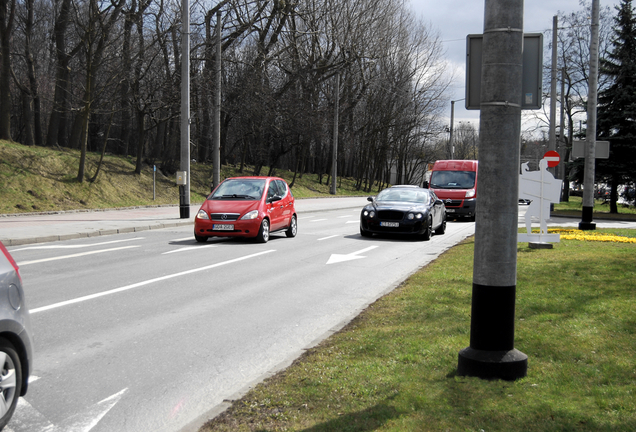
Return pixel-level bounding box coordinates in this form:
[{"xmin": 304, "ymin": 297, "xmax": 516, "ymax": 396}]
[
  {"xmin": 194, "ymin": 233, "xmax": 208, "ymax": 243},
  {"xmin": 421, "ymin": 216, "xmax": 432, "ymax": 241},
  {"xmin": 285, "ymin": 215, "xmax": 297, "ymax": 238},
  {"xmin": 435, "ymin": 216, "xmax": 447, "ymax": 235},
  {"xmin": 0, "ymin": 338, "xmax": 22, "ymax": 431},
  {"xmin": 256, "ymin": 219, "xmax": 270, "ymax": 243}
]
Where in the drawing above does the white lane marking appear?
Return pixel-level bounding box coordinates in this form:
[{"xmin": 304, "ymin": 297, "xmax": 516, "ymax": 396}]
[
  {"xmin": 327, "ymin": 246, "xmax": 378, "ymax": 265},
  {"xmin": 170, "ymin": 237, "xmax": 194, "ymax": 242},
  {"xmin": 309, "ymin": 219, "xmax": 327, "ymax": 222},
  {"xmin": 318, "ymin": 235, "xmax": 339, "ymax": 241},
  {"xmin": 11, "ymin": 238, "xmax": 143, "ymax": 252},
  {"xmin": 163, "ymin": 245, "xmax": 217, "ymax": 254},
  {"xmin": 338, "ymin": 215, "xmax": 354, "ymax": 218},
  {"xmin": 17, "ymin": 246, "xmax": 140, "ymax": 266},
  {"xmin": 30, "ymin": 250, "xmax": 276, "ymax": 314},
  {"xmin": 11, "ymin": 388, "xmax": 127, "ymax": 432},
  {"xmin": 346, "ymin": 220, "xmax": 359, "ymax": 224}
]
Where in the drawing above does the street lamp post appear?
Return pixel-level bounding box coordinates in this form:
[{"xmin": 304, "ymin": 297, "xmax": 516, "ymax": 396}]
[{"xmin": 449, "ymin": 99, "xmax": 465, "ymax": 159}]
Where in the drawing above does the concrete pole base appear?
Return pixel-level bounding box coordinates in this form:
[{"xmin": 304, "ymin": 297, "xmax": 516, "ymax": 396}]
[
  {"xmin": 578, "ymin": 221, "xmax": 596, "ymax": 230},
  {"xmin": 457, "ymin": 347, "xmax": 528, "ymax": 381}
]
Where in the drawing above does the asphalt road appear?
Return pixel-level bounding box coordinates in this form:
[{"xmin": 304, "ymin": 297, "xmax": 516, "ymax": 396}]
[{"xmin": 5, "ymin": 203, "xmax": 476, "ymax": 432}]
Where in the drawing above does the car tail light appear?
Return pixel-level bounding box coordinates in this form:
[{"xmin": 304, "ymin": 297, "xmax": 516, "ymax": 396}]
[{"xmin": 0, "ymin": 242, "xmax": 22, "ymax": 283}]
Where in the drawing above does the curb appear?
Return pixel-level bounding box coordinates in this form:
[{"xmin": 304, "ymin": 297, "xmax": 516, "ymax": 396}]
[{"xmin": 1, "ymin": 221, "xmax": 194, "ymax": 247}]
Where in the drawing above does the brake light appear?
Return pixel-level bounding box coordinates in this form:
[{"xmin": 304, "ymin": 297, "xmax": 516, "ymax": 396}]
[{"xmin": 0, "ymin": 242, "xmax": 22, "ymax": 283}]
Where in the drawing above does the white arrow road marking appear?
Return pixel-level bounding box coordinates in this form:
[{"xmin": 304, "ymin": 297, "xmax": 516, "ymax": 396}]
[
  {"xmin": 162, "ymin": 245, "xmax": 217, "ymax": 254},
  {"xmin": 30, "ymin": 250, "xmax": 276, "ymax": 314},
  {"xmin": 17, "ymin": 246, "xmax": 140, "ymax": 266},
  {"xmin": 11, "ymin": 238, "xmax": 143, "ymax": 252},
  {"xmin": 9, "ymin": 388, "xmax": 127, "ymax": 432},
  {"xmin": 327, "ymin": 246, "xmax": 378, "ymax": 265}
]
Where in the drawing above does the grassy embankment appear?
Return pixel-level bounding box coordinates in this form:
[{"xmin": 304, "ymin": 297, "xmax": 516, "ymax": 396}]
[
  {"xmin": 0, "ymin": 140, "xmax": 368, "ymax": 215},
  {"xmin": 200, "ymin": 229, "xmax": 636, "ymax": 432}
]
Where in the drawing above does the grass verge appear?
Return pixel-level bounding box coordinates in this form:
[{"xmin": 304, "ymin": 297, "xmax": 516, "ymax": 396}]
[
  {"xmin": 0, "ymin": 141, "xmax": 369, "ymax": 214},
  {"xmin": 553, "ymin": 196, "xmax": 636, "ymax": 220},
  {"xmin": 200, "ymin": 229, "xmax": 636, "ymax": 432}
]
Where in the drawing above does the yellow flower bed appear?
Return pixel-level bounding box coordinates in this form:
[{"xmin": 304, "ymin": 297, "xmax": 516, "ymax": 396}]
[{"xmin": 530, "ymin": 228, "xmax": 636, "ymax": 243}]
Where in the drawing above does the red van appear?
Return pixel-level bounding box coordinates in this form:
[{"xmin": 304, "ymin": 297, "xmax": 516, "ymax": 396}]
[{"xmin": 427, "ymin": 160, "xmax": 478, "ymax": 221}]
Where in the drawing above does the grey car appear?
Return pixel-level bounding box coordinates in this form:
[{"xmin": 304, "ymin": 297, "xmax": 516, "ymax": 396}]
[{"xmin": 0, "ymin": 243, "xmax": 33, "ymax": 430}]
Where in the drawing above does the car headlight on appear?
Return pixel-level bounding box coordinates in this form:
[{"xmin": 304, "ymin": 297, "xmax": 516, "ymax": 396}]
[
  {"xmin": 416, "ymin": 213, "xmax": 423, "ymax": 219},
  {"xmin": 407, "ymin": 213, "xmax": 423, "ymax": 220},
  {"xmin": 241, "ymin": 210, "xmax": 259, "ymax": 220},
  {"xmin": 466, "ymin": 189, "xmax": 476, "ymax": 198},
  {"xmin": 196, "ymin": 210, "xmax": 209, "ymax": 219},
  {"xmin": 363, "ymin": 210, "xmax": 375, "ymax": 218}
]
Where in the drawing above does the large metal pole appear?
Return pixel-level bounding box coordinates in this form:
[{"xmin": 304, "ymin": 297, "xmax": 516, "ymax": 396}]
[
  {"xmin": 549, "ymin": 16, "xmax": 558, "ymax": 175},
  {"xmin": 579, "ymin": 0, "xmax": 600, "ymax": 230},
  {"xmin": 179, "ymin": 0, "xmax": 190, "ymax": 219},
  {"xmin": 449, "ymin": 100, "xmax": 456, "ymax": 159},
  {"xmin": 212, "ymin": 10, "xmax": 222, "ymax": 189},
  {"xmin": 330, "ymin": 71, "xmax": 340, "ymax": 195},
  {"xmin": 457, "ymin": 0, "xmax": 527, "ymax": 380}
]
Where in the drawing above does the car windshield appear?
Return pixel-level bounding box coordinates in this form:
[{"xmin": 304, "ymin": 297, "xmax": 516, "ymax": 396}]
[
  {"xmin": 430, "ymin": 171, "xmax": 476, "ymax": 189},
  {"xmin": 376, "ymin": 189, "xmax": 428, "ymax": 203},
  {"xmin": 208, "ymin": 179, "xmax": 266, "ymax": 200}
]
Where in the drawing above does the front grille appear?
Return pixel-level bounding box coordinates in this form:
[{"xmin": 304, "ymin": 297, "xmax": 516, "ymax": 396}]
[
  {"xmin": 209, "ymin": 213, "xmax": 240, "ymax": 221},
  {"xmin": 378, "ymin": 210, "xmax": 404, "ymax": 221},
  {"xmin": 444, "ymin": 200, "xmax": 462, "ymax": 207}
]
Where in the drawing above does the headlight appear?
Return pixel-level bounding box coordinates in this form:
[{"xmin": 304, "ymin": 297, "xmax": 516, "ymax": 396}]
[
  {"xmin": 196, "ymin": 210, "xmax": 209, "ymax": 219},
  {"xmin": 241, "ymin": 210, "xmax": 259, "ymax": 220},
  {"xmin": 407, "ymin": 213, "xmax": 414, "ymax": 220},
  {"xmin": 416, "ymin": 213, "xmax": 423, "ymax": 219},
  {"xmin": 466, "ymin": 189, "xmax": 476, "ymax": 198},
  {"xmin": 363, "ymin": 210, "xmax": 375, "ymax": 218}
]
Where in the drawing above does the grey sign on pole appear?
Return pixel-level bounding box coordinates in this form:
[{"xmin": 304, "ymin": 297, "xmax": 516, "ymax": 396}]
[
  {"xmin": 572, "ymin": 140, "xmax": 610, "ymax": 159},
  {"xmin": 466, "ymin": 34, "xmax": 543, "ymax": 110}
]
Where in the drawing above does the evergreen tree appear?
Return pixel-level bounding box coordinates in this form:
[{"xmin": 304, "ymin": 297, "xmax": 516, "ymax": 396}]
[{"xmin": 597, "ymin": 0, "xmax": 636, "ymax": 212}]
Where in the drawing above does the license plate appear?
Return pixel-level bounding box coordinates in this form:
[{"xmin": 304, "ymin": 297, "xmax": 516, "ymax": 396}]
[
  {"xmin": 380, "ymin": 222, "xmax": 400, "ymax": 228},
  {"xmin": 213, "ymin": 224, "xmax": 234, "ymax": 231},
  {"xmin": 446, "ymin": 209, "xmax": 455, "ymax": 213}
]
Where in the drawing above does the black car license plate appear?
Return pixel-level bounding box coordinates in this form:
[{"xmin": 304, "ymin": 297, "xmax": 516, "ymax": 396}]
[{"xmin": 380, "ymin": 222, "xmax": 399, "ymax": 228}]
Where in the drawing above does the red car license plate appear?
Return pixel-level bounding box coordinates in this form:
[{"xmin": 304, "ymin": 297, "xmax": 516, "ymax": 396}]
[{"xmin": 213, "ymin": 224, "xmax": 234, "ymax": 231}]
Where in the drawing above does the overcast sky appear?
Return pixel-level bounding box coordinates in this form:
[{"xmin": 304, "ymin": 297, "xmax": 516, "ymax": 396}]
[{"xmin": 407, "ymin": 0, "xmax": 623, "ymax": 129}]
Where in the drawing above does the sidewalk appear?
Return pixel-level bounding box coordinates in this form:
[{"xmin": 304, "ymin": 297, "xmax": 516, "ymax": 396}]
[{"xmin": 0, "ymin": 197, "xmax": 369, "ymax": 247}]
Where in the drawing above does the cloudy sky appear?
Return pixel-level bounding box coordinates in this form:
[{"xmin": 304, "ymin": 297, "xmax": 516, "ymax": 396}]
[{"xmin": 407, "ymin": 0, "xmax": 623, "ymax": 128}]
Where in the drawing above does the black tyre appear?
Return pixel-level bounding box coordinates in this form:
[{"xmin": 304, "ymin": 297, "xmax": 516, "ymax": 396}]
[
  {"xmin": 421, "ymin": 216, "xmax": 432, "ymax": 241},
  {"xmin": 256, "ymin": 219, "xmax": 270, "ymax": 243},
  {"xmin": 360, "ymin": 227, "xmax": 372, "ymax": 238},
  {"xmin": 0, "ymin": 338, "xmax": 22, "ymax": 431},
  {"xmin": 285, "ymin": 215, "xmax": 297, "ymax": 238},
  {"xmin": 195, "ymin": 233, "xmax": 208, "ymax": 243},
  {"xmin": 435, "ymin": 216, "xmax": 447, "ymax": 235}
]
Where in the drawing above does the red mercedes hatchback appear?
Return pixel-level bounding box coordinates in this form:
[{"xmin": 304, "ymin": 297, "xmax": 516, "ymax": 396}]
[{"xmin": 194, "ymin": 177, "xmax": 297, "ymax": 243}]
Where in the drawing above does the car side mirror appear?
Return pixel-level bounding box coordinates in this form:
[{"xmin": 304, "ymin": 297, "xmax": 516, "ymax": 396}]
[
  {"xmin": 367, "ymin": 196, "xmax": 374, "ymax": 202},
  {"xmin": 423, "ymin": 181, "xmax": 429, "ymax": 188},
  {"xmin": 435, "ymin": 199, "xmax": 443, "ymax": 205}
]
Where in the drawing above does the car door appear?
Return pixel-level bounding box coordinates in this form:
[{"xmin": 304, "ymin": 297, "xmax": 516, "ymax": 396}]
[
  {"xmin": 275, "ymin": 180, "xmax": 294, "ymax": 228},
  {"xmin": 266, "ymin": 180, "xmax": 285, "ymax": 231}
]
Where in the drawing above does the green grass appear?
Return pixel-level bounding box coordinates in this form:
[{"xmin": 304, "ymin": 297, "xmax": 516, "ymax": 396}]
[
  {"xmin": 200, "ymin": 230, "xmax": 636, "ymax": 432},
  {"xmin": 0, "ymin": 140, "xmax": 369, "ymax": 214},
  {"xmin": 554, "ymin": 196, "xmax": 636, "ymax": 220}
]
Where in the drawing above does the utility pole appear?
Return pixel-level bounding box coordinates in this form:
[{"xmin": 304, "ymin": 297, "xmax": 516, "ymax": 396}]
[
  {"xmin": 213, "ymin": 10, "xmax": 222, "ymax": 189},
  {"xmin": 179, "ymin": 0, "xmax": 190, "ymax": 219},
  {"xmin": 580, "ymin": 0, "xmax": 600, "ymax": 231},
  {"xmin": 330, "ymin": 71, "xmax": 340, "ymax": 195},
  {"xmin": 549, "ymin": 15, "xmax": 558, "ymax": 175},
  {"xmin": 457, "ymin": 0, "xmax": 527, "ymax": 380},
  {"xmin": 449, "ymin": 100, "xmax": 456, "ymax": 159}
]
